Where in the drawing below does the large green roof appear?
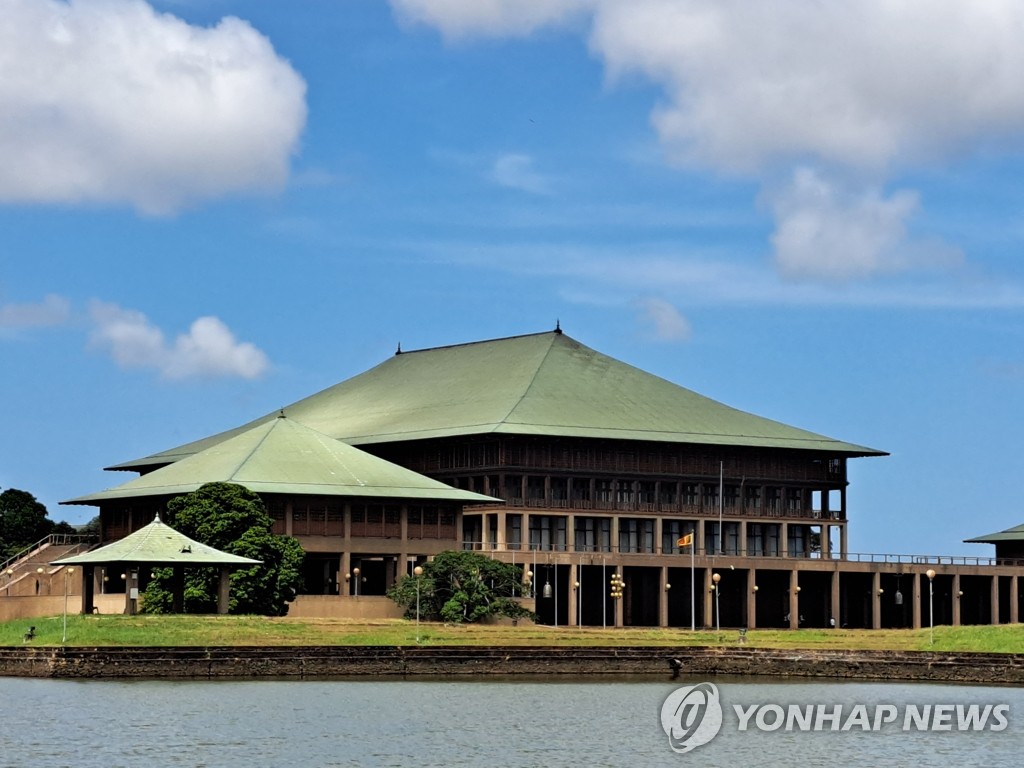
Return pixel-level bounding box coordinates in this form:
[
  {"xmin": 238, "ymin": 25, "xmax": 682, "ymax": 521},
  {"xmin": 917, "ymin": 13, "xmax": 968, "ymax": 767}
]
[
  {"xmin": 51, "ymin": 515, "xmax": 261, "ymax": 566},
  {"xmin": 68, "ymin": 416, "xmax": 497, "ymax": 506},
  {"xmin": 111, "ymin": 331, "xmax": 884, "ymax": 471}
]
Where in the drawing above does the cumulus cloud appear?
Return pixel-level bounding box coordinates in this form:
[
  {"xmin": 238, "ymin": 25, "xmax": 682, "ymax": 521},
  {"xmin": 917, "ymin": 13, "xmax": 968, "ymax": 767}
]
[
  {"xmin": 393, "ymin": 0, "xmax": 1024, "ymax": 281},
  {"xmin": 88, "ymin": 301, "xmax": 269, "ymax": 380},
  {"xmin": 0, "ymin": 294, "xmax": 71, "ymax": 328},
  {"xmin": 0, "ymin": 0, "xmax": 307, "ymax": 214},
  {"xmin": 766, "ymin": 169, "xmax": 963, "ymax": 282},
  {"xmin": 635, "ymin": 297, "xmax": 691, "ymax": 341},
  {"xmin": 489, "ymin": 153, "xmax": 552, "ymax": 194}
]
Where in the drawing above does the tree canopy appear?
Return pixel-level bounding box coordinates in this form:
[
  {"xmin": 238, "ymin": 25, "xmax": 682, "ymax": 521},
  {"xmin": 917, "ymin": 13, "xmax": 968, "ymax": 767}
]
[
  {"xmin": 387, "ymin": 550, "xmax": 534, "ymax": 624},
  {"xmin": 0, "ymin": 487, "xmax": 76, "ymax": 559},
  {"xmin": 142, "ymin": 482, "xmax": 304, "ymax": 616}
]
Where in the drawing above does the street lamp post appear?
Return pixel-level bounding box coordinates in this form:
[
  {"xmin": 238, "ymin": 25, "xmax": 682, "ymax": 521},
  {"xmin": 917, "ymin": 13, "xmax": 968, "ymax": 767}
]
[
  {"xmin": 413, "ymin": 565, "xmax": 424, "ymax": 643},
  {"xmin": 610, "ymin": 571, "xmax": 625, "ymax": 627},
  {"xmin": 926, "ymin": 568, "xmax": 936, "ymax": 645},
  {"xmin": 712, "ymin": 572, "xmax": 721, "ymax": 640},
  {"xmin": 62, "ymin": 567, "xmax": 76, "ymax": 645},
  {"xmin": 353, "ymin": 567, "xmax": 360, "ymax": 597}
]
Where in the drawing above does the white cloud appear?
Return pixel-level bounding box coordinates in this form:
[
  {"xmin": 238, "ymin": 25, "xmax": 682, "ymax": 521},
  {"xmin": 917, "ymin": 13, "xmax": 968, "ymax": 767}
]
[
  {"xmin": 402, "ymin": 0, "xmax": 1024, "ymax": 173},
  {"xmin": 393, "ymin": 0, "xmax": 1024, "ymax": 281},
  {"xmin": 766, "ymin": 168, "xmax": 963, "ymax": 282},
  {"xmin": 489, "ymin": 153, "xmax": 552, "ymax": 194},
  {"xmin": 390, "ymin": 0, "xmax": 589, "ymax": 39},
  {"xmin": 88, "ymin": 301, "xmax": 269, "ymax": 380},
  {"xmin": 635, "ymin": 297, "xmax": 691, "ymax": 341},
  {"xmin": 0, "ymin": 0, "xmax": 307, "ymax": 215},
  {"xmin": 0, "ymin": 294, "xmax": 71, "ymax": 328}
]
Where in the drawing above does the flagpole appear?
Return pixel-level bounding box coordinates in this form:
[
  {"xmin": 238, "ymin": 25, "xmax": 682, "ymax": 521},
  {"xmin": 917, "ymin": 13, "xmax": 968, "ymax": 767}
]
[{"xmin": 690, "ymin": 534, "xmax": 695, "ymax": 631}]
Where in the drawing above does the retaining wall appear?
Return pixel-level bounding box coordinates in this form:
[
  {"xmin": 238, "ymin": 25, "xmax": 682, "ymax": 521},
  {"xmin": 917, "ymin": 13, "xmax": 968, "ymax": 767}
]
[{"xmin": 1, "ymin": 646, "xmax": 1022, "ymax": 684}]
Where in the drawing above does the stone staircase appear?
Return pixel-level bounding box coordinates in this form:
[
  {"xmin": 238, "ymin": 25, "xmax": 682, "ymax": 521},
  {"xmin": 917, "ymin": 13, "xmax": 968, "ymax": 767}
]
[{"xmin": 2, "ymin": 535, "xmax": 96, "ymax": 599}]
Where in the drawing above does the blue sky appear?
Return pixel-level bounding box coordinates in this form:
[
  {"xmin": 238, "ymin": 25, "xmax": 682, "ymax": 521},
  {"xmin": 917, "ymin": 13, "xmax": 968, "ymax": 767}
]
[{"xmin": 2, "ymin": 0, "xmax": 1024, "ymax": 556}]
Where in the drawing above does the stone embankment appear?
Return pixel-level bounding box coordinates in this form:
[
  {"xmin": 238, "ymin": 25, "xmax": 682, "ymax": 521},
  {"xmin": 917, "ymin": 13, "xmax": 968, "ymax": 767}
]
[{"xmin": 2, "ymin": 646, "xmax": 1022, "ymax": 683}]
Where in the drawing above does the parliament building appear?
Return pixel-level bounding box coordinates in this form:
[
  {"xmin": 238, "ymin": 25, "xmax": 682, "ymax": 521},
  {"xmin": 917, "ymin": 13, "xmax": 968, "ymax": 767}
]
[{"xmin": 62, "ymin": 329, "xmax": 1023, "ymax": 629}]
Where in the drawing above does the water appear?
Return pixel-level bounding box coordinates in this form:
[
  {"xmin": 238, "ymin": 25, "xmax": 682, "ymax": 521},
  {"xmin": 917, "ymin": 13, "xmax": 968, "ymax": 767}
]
[{"xmin": 1, "ymin": 676, "xmax": 1020, "ymax": 767}]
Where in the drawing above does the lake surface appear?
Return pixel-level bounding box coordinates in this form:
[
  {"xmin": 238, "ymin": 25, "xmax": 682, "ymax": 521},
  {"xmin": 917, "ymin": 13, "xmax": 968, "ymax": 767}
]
[{"xmin": 1, "ymin": 676, "xmax": 1021, "ymax": 767}]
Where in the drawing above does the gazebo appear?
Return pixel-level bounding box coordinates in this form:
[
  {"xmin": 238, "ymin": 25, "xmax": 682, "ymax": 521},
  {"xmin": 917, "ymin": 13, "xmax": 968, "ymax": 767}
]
[{"xmin": 52, "ymin": 514, "xmax": 261, "ymax": 615}]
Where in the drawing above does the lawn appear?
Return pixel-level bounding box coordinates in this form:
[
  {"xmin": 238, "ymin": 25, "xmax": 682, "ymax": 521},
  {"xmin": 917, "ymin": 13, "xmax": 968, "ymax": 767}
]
[{"xmin": 2, "ymin": 615, "xmax": 1022, "ymax": 653}]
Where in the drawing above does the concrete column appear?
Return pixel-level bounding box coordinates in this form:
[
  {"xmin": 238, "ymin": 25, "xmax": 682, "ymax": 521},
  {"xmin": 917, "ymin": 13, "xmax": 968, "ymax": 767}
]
[
  {"xmin": 1010, "ymin": 576, "xmax": 1019, "ymax": 624},
  {"xmin": 739, "ymin": 520, "xmax": 747, "ymax": 556},
  {"xmin": 566, "ymin": 513, "xmax": 575, "ymax": 553},
  {"xmin": 217, "ymin": 567, "xmax": 230, "ymax": 614},
  {"xmin": 696, "ymin": 518, "xmax": 705, "ymax": 555},
  {"xmin": 830, "ymin": 570, "xmax": 841, "ymax": 627},
  {"xmin": 341, "ymin": 551, "xmax": 351, "ymax": 597},
  {"xmin": 839, "ymin": 525, "xmax": 848, "ymax": 558},
  {"xmin": 497, "ymin": 510, "xmax": 507, "ymax": 551},
  {"xmin": 703, "ymin": 569, "xmax": 714, "ymax": 630},
  {"xmin": 747, "ymin": 567, "xmax": 757, "ymax": 629},
  {"xmin": 780, "ymin": 522, "xmax": 789, "ymax": 558},
  {"xmin": 991, "ymin": 575, "xmax": 1001, "ymax": 625},
  {"xmin": 789, "ymin": 569, "xmax": 799, "ymax": 630},
  {"xmin": 567, "ymin": 562, "xmax": 578, "ymax": 626},
  {"xmin": 656, "ymin": 517, "xmax": 664, "ymax": 555},
  {"xmin": 82, "ymin": 565, "xmax": 96, "ymax": 615},
  {"xmin": 611, "ymin": 516, "xmax": 620, "ymax": 555},
  {"xmin": 917, "ymin": 573, "xmax": 925, "ymax": 626},
  {"xmin": 952, "ymin": 574, "xmax": 961, "ymax": 626},
  {"xmin": 872, "ymin": 572, "xmax": 882, "ymax": 629},
  {"xmin": 659, "ymin": 565, "xmax": 670, "ymax": 628},
  {"xmin": 285, "ymin": 499, "xmax": 293, "ymax": 537},
  {"xmin": 821, "ymin": 524, "xmax": 831, "ymax": 558}
]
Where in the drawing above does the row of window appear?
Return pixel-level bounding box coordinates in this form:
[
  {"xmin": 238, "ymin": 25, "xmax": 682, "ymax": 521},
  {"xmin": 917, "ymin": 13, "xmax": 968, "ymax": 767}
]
[
  {"xmin": 403, "ymin": 439, "xmax": 844, "ymax": 483},
  {"xmin": 472, "ymin": 514, "xmax": 816, "ymax": 557},
  {"xmin": 446, "ymin": 474, "xmax": 823, "ymax": 514}
]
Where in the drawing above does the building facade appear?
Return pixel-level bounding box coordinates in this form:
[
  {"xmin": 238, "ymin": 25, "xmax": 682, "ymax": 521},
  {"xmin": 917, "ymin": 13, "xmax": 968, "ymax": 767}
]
[{"xmin": 63, "ymin": 329, "xmax": 1023, "ymax": 628}]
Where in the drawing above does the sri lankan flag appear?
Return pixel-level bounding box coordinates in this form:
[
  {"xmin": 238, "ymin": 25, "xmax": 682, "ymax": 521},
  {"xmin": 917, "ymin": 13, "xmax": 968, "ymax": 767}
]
[{"xmin": 676, "ymin": 533, "xmax": 693, "ymax": 548}]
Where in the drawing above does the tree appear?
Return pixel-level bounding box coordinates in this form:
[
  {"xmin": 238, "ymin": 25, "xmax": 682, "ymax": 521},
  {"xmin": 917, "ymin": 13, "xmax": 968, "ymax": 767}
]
[
  {"xmin": 387, "ymin": 550, "xmax": 534, "ymax": 624},
  {"xmin": 142, "ymin": 482, "xmax": 304, "ymax": 615},
  {"xmin": 0, "ymin": 488, "xmax": 59, "ymax": 559}
]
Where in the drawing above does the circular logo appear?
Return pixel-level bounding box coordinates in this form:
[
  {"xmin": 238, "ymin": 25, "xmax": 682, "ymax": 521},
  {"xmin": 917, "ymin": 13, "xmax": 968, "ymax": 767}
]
[{"xmin": 660, "ymin": 682, "xmax": 723, "ymax": 754}]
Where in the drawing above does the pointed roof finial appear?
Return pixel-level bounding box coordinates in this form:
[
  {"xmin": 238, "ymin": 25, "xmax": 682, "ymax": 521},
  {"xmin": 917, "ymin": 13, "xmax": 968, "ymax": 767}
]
[
  {"xmin": 396, "ymin": 342, "xmax": 402, "ymax": 355},
  {"xmin": 555, "ymin": 319, "xmax": 562, "ymax": 335},
  {"xmin": 277, "ymin": 409, "xmax": 286, "ymax": 419},
  {"xmin": 154, "ymin": 512, "xmax": 161, "ymax": 523}
]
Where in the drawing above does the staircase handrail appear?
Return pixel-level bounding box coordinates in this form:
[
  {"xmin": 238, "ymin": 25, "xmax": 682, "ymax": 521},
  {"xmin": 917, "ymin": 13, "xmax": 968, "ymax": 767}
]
[{"xmin": 0, "ymin": 532, "xmax": 98, "ymax": 575}]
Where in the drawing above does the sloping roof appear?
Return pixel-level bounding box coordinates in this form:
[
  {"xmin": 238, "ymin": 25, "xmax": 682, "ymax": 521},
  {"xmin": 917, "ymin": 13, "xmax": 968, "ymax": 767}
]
[
  {"xmin": 110, "ymin": 330, "xmax": 885, "ymax": 471},
  {"xmin": 67, "ymin": 416, "xmax": 497, "ymax": 506},
  {"xmin": 51, "ymin": 515, "xmax": 261, "ymax": 566},
  {"xmin": 964, "ymin": 523, "xmax": 1024, "ymax": 544}
]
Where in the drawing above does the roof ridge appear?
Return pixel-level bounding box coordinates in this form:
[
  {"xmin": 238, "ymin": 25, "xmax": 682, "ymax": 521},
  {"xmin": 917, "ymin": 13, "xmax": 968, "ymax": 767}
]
[
  {"xmin": 397, "ymin": 329, "xmax": 560, "ymax": 356},
  {"xmin": 225, "ymin": 418, "xmax": 279, "ymax": 479},
  {"xmin": 495, "ymin": 332, "xmax": 562, "ymax": 425},
  {"xmin": 121, "ymin": 519, "xmax": 160, "ymax": 558}
]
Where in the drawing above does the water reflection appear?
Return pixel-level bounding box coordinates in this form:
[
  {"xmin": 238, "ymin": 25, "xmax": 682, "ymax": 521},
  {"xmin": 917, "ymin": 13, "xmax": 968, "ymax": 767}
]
[{"xmin": 1, "ymin": 676, "xmax": 1020, "ymax": 768}]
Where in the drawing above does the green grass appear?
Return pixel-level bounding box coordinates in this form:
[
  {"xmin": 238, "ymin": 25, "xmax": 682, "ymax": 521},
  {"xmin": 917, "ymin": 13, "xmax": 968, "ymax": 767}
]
[{"xmin": 2, "ymin": 615, "xmax": 1022, "ymax": 653}]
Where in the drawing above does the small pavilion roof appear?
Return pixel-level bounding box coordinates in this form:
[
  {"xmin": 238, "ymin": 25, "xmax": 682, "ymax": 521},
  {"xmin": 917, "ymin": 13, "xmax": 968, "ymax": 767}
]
[
  {"xmin": 964, "ymin": 523, "xmax": 1024, "ymax": 544},
  {"xmin": 64, "ymin": 415, "xmax": 497, "ymax": 506},
  {"xmin": 51, "ymin": 515, "xmax": 261, "ymax": 566}
]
